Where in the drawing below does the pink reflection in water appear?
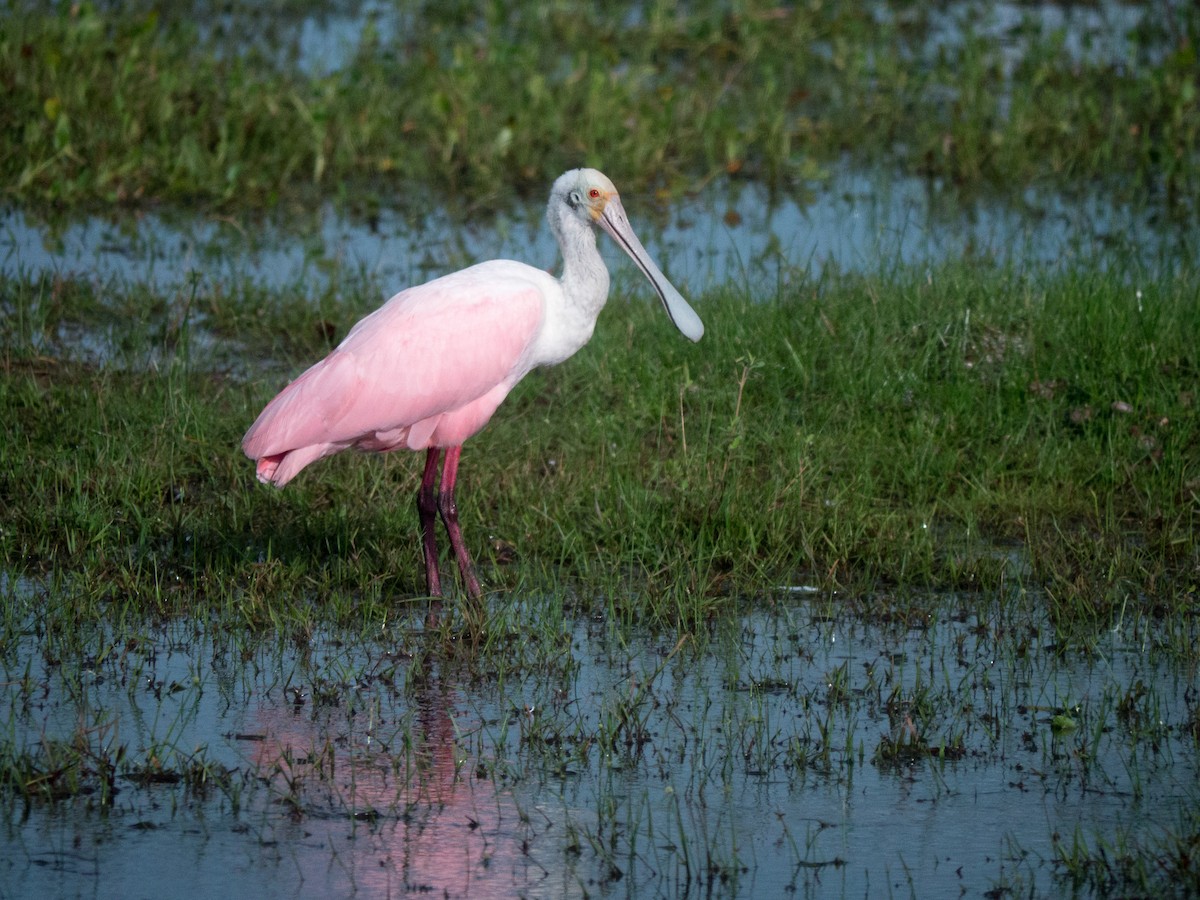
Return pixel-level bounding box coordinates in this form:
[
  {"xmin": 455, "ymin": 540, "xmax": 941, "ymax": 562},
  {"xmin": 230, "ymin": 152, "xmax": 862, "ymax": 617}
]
[{"xmin": 239, "ymin": 676, "xmax": 570, "ymax": 896}]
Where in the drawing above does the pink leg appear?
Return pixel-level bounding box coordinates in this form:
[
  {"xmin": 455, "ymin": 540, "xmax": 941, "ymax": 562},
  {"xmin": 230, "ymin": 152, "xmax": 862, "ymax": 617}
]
[
  {"xmin": 437, "ymin": 445, "xmax": 483, "ymax": 601},
  {"xmin": 416, "ymin": 447, "xmax": 442, "ymax": 597}
]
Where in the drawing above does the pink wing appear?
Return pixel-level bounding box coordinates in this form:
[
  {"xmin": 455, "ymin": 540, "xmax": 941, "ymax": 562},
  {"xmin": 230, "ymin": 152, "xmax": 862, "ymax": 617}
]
[{"xmin": 243, "ymin": 261, "xmax": 547, "ymax": 486}]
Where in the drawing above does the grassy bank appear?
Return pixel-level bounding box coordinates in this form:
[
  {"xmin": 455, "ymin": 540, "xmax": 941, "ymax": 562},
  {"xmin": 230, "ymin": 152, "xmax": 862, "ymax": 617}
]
[
  {"xmin": 3, "ymin": 0, "xmax": 1197, "ymax": 214},
  {"xmin": 1, "ymin": 257, "xmax": 1195, "ymax": 638}
]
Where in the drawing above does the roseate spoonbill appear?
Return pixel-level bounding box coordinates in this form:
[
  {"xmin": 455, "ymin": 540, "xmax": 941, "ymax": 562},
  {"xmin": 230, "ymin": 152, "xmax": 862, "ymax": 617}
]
[{"xmin": 243, "ymin": 168, "xmax": 703, "ymax": 600}]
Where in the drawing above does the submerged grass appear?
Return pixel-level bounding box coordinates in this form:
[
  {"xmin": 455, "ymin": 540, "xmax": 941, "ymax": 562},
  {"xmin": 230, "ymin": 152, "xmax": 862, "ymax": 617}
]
[
  {"xmin": 3, "ymin": 582, "xmax": 1196, "ymax": 896},
  {"xmin": 1, "ymin": 256, "xmax": 1196, "ymax": 637},
  {"xmin": 2, "ymin": 0, "xmax": 1198, "ymax": 215}
]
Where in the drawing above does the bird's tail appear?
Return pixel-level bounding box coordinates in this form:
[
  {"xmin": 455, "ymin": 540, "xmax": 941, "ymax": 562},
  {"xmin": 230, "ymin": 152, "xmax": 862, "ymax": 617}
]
[{"xmin": 253, "ymin": 454, "xmax": 286, "ymax": 486}]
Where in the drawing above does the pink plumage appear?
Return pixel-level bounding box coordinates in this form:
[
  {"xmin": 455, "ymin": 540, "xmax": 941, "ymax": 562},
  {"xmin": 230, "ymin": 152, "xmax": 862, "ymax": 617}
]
[
  {"xmin": 243, "ymin": 169, "xmax": 703, "ymax": 602},
  {"xmin": 243, "ymin": 262, "xmax": 546, "ymax": 486}
]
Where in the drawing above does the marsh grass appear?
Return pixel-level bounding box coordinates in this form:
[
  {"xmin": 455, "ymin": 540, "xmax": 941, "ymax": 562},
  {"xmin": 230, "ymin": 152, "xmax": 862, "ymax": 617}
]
[
  {"xmin": 3, "ymin": 1, "xmax": 1198, "ymax": 216},
  {"xmin": 1, "ymin": 255, "xmax": 1195, "ymax": 637}
]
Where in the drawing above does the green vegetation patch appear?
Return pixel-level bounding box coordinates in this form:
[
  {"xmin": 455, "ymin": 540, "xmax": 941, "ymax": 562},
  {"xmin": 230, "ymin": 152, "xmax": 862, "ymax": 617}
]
[
  {"xmin": 1, "ymin": 257, "xmax": 1195, "ymax": 637},
  {"xmin": 2, "ymin": 1, "xmax": 1197, "ymax": 214}
]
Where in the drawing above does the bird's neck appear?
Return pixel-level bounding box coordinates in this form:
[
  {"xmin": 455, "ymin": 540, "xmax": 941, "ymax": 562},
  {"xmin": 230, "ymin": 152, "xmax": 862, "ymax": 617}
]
[{"xmin": 554, "ymin": 212, "xmax": 610, "ymax": 319}]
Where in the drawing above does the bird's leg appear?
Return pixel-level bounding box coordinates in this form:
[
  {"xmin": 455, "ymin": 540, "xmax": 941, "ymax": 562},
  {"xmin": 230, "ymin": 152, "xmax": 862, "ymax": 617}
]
[
  {"xmin": 437, "ymin": 445, "xmax": 483, "ymax": 602},
  {"xmin": 417, "ymin": 447, "xmax": 443, "ymax": 598}
]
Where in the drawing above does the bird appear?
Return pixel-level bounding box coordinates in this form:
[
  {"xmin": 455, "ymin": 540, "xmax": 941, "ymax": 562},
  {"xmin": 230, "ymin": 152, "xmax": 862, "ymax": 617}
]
[{"xmin": 243, "ymin": 168, "xmax": 704, "ymax": 601}]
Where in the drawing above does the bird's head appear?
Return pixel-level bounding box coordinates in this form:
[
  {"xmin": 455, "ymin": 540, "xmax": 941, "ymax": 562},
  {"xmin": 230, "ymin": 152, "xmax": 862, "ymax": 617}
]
[
  {"xmin": 553, "ymin": 168, "xmax": 619, "ymax": 225},
  {"xmin": 549, "ymin": 168, "xmax": 704, "ymax": 343}
]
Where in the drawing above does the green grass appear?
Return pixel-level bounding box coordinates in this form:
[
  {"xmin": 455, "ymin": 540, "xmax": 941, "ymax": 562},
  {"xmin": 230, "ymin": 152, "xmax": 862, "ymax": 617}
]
[
  {"xmin": 3, "ymin": 1, "xmax": 1197, "ymax": 215},
  {"xmin": 2, "ymin": 257, "xmax": 1195, "ymax": 636}
]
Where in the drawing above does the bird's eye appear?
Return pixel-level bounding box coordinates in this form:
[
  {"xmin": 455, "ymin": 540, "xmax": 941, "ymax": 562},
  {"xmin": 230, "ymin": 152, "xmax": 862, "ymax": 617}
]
[{"xmin": 588, "ymin": 188, "xmax": 601, "ymax": 199}]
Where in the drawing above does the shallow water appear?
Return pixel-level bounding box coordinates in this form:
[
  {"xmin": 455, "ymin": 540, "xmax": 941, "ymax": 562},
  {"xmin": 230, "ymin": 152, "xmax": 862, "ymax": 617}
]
[
  {"xmin": 198, "ymin": 0, "xmax": 1172, "ymax": 77},
  {"xmin": 2, "ymin": 161, "xmax": 1188, "ymax": 305},
  {"xmin": 3, "ymin": 585, "xmax": 1196, "ymax": 898}
]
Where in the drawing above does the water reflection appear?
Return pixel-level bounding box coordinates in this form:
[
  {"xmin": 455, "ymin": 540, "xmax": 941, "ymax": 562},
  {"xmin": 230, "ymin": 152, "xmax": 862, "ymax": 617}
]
[
  {"xmin": 4, "ymin": 594, "xmax": 1196, "ymax": 897},
  {"xmin": 245, "ymin": 670, "xmax": 556, "ymax": 896}
]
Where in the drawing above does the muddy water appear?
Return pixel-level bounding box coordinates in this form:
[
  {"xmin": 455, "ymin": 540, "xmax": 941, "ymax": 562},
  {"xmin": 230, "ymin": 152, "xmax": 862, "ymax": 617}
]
[{"xmin": 2, "ymin": 587, "xmax": 1196, "ymax": 898}]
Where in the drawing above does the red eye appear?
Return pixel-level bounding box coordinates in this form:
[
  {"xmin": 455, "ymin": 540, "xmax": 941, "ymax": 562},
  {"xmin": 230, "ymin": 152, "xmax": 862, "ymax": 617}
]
[{"xmin": 588, "ymin": 188, "xmax": 601, "ymax": 199}]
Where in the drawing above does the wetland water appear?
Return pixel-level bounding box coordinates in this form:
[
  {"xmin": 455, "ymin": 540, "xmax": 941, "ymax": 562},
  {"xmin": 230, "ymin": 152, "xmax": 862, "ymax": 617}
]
[
  {"xmin": 2, "ymin": 165, "xmax": 1198, "ymax": 897},
  {"xmin": 3, "ymin": 584, "xmax": 1197, "ymax": 898},
  {"xmin": 3, "ymin": 1, "xmax": 1199, "ymax": 891},
  {"xmin": 3, "ymin": 156, "xmax": 1198, "ymax": 895},
  {"xmin": 1, "ymin": 162, "xmax": 1184, "ymax": 303}
]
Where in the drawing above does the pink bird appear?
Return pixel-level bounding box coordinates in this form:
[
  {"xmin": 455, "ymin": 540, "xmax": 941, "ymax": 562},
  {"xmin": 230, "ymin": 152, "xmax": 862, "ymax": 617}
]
[{"xmin": 243, "ymin": 169, "xmax": 704, "ymax": 601}]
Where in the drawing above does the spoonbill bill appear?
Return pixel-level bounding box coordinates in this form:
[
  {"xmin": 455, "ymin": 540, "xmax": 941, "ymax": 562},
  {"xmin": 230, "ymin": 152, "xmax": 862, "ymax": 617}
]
[{"xmin": 243, "ymin": 168, "xmax": 704, "ymax": 600}]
